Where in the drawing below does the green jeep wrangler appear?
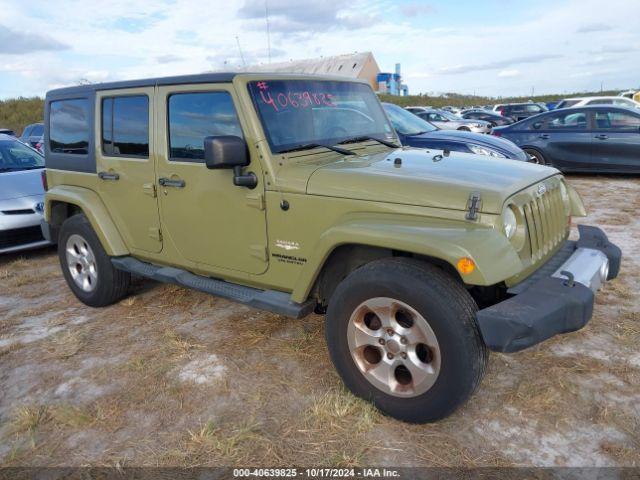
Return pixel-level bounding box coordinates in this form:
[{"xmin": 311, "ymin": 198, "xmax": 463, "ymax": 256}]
[{"xmin": 41, "ymin": 73, "xmax": 621, "ymax": 423}]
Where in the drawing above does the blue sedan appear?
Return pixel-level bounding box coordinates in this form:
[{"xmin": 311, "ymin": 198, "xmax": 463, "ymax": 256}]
[
  {"xmin": 492, "ymin": 105, "xmax": 640, "ymax": 173},
  {"xmin": 382, "ymin": 103, "xmax": 528, "ymax": 161}
]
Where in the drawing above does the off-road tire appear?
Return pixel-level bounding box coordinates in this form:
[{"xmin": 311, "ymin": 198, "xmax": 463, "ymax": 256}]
[
  {"xmin": 58, "ymin": 214, "xmax": 130, "ymax": 307},
  {"xmin": 325, "ymin": 258, "xmax": 488, "ymax": 423}
]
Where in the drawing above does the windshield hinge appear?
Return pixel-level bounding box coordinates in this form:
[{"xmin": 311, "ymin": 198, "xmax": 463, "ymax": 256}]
[{"xmin": 465, "ymin": 192, "xmax": 482, "ymax": 221}]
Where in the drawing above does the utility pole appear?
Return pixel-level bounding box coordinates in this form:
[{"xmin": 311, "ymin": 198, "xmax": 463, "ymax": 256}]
[
  {"xmin": 236, "ymin": 36, "xmax": 246, "ymax": 68},
  {"xmin": 265, "ymin": 0, "xmax": 272, "ymax": 64}
]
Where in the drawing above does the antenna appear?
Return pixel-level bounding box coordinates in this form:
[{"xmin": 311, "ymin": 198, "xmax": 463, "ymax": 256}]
[
  {"xmin": 235, "ymin": 36, "xmax": 246, "ymax": 68},
  {"xmin": 265, "ymin": 0, "xmax": 272, "ymax": 64}
]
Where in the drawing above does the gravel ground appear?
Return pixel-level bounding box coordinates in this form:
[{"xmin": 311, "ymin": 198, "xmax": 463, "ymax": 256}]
[{"xmin": 0, "ymin": 174, "xmax": 638, "ymax": 467}]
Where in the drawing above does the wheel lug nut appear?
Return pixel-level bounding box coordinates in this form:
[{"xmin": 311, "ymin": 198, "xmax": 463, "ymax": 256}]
[
  {"xmin": 387, "ymin": 329, "xmax": 394, "ymax": 336},
  {"xmin": 387, "ymin": 352, "xmax": 394, "ymax": 360},
  {"xmin": 400, "ymin": 337, "xmax": 407, "ymax": 345},
  {"xmin": 378, "ymin": 338, "xmax": 386, "ymax": 345}
]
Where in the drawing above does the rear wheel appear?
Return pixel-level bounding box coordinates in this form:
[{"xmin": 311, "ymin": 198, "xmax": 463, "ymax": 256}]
[
  {"xmin": 524, "ymin": 148, "xmax": 547, "ymax": 165},
  {"xmin": 58, "ymin": 214, "xmax": 130, "ymax": 307},
  {"xmin": 325, "ymin": 258, "xmax": 488, "ymax": 423},
  {"xmin": 457, "ymin": 126, "xmax": 471, "ymax": 131}
]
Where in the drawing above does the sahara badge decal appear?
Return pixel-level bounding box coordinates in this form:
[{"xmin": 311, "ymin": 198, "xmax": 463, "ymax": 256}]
[{"xmin": 275, "ymin": 239, "xmax": 300, "ymax": 251}]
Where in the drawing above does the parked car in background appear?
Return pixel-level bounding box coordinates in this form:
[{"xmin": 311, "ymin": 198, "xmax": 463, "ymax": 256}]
[
  {"xmin": 0, "ymin": 128, "xmax": 15, "ymax": 136},
  {"xmin": 440, "ymin": 105, "xmax": 462, "ymax": 115},
  {"xmin": 494, "ymin": 103, "xmax": 547, "ymax": 122},
  {"xmin": 383, "ymin": 103, "xmax": 528, "ymax": 160},
  {"xmin": 406, "ymin": 107, "xmax": 492, "ymax": 133},
  {"xmin": 0, "ymin": 133, "xmax": 50, "ymax": 253},
  {"xmin": 19, "ymin": 122, "xmax": 44, "ymax": 147},
  {"xmin": 556, "ymin": 96, "xmax": 640, "ymax": 110},
  {"xmin": 460, "ymin": 109, "xmax": 514, "ymax": 126},
  {"xmin": 492, "ymin": 106, "xmax": 640, "ymax": 172},
  {"xmin": 618, "ymin": 90, "xmax": 637, "ymax": 99}
]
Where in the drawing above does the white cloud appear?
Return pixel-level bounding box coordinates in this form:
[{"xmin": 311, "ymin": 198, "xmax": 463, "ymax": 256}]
[
  {"xmin": 498, "ymin": 69, "xmax": 521, "ymax": 78},
  {"xmin": 0, "ymin": 0, "xmax": 638, "ymax": 98}
]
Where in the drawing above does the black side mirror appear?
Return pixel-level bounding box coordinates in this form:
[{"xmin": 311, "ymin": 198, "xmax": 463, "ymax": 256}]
[
  {"xmin": 204, "ymin": 135, "xmax": 248, "ymax": 169},
  {"xmin": 204, "ymin": 135, "xmax": 256, "ymax": 188}
]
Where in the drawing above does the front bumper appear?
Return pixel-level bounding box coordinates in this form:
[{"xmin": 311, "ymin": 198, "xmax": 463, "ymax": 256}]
[{"xmin": 476, "ymin": 225, "xmax": 621, "ymax": 353}]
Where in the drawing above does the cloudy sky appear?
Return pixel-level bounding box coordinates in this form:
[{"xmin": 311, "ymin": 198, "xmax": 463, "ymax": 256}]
[{"xmin": 0, "ymin": 0, "xmax": 638, "ymax": 99}]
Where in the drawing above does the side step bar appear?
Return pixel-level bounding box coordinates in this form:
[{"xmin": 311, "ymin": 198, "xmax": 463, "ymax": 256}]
[{"xmin": 111, "ymin": 256, "xmax": 315, "ymax": 319}]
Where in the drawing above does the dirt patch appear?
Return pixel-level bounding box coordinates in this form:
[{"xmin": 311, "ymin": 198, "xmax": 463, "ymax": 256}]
[{"xmin": 0, "ymin": 176, "xmax": 639, "ymax": 467}]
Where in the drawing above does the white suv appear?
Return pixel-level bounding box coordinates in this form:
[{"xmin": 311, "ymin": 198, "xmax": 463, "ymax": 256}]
[{"xmin": 556, "ymin": 96, "xmax": 640, "ymax": 109}]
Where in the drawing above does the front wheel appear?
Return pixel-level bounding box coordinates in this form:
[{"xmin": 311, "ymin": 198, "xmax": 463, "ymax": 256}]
[
  {"xmin": 524, "ymin": 148, "xmax": 547, "ymax": 165},
  {"xmin": 58, "ymin": 214, "xmax": 130, "ymax": 307},
  {"xmin": 325, "ymin": 258, "xmax": 488, "ymax": 423}
]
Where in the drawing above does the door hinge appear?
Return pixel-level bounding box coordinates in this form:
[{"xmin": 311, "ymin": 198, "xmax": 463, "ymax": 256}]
[
  {"xmin": 246, "ymin": 192, "xmax": 265, "ymax": 211},
  {"xmin": 249, "ymin": 244, "xmax": 268, "ymax": 261},
  {"xmin": 149, "ymin": 227, "xmax": 162, "ymax": 241},
  {"xmin": 143, "ymin": 183, "xmax": 157, "ymax": 198},
  {"xmin": 465, "ymin": 192, "xmax": 482, "ymax": 221}
]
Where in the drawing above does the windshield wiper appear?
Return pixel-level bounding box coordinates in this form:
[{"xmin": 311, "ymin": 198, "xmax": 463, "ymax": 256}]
[
  {"xmin": 278, "ymin": 143, "xmax": 356, "ymax": 156},
  {"xmin": 337, "ymin": 135, "xmax": 400, "ymax": 148}
]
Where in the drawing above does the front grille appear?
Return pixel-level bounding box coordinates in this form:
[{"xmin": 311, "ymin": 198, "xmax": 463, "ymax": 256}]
[
  {"xmin": 0, "ymin": 226, "xmax": 44, "ymax": 249},
  {"xmin": 523, "ymin": 186, "xmax": 566, "ymax": 260}
]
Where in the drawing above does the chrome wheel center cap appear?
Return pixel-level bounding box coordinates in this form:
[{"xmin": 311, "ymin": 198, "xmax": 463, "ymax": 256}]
[{"xmin": 386, "ymin": 339, "xmax": 401, "ymax": 354}]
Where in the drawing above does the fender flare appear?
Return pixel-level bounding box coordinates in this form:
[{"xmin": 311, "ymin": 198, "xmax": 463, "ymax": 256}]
[
  {"xmin": 290, "ymin": 214, "xmax": 522, "ymax": 303},
  {"xmin": 45, "ymin": 186, "xmax": 129, "ymax": 256}
]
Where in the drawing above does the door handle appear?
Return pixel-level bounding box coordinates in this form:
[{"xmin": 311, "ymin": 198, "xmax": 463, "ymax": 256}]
[
  {"xmin": 98, "ymin": 171, "xmax": 120, "ymax": 181},
  {"xmin": 159, "ymin": 177, "xmax": 186, "ymax": 188},
  {"xmin": 538, "ymin": 134, "xmax": 550, "ymax": 139},
  {"xmin": 595, "ymin": 134, "xmax": 608, "ymax": 140}
]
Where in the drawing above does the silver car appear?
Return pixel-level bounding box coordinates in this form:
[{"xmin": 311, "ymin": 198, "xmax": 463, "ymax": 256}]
[
  {"xmin": 406, "ymin": 107, "xmax": 492, "ymax": 133},
  {"xmin": 0, "ymin": 134, "xmax": 50, "ymax": 254}
]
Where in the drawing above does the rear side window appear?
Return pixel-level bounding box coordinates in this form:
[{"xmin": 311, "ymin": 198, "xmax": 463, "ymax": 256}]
[
  {"xmin": 168, "ymin": 92, "xmax": 243, "ymax": 162},
  {"xmin": 49, "ymin": 99, "xmax": 90, "ymax": 154},
  {"xmin": 102, "ymin": 95, "xmax": 149, "ymax": 157},
  {"xmin": 594, "ymin": 110, "xmax": 640, "ymax": 130}
]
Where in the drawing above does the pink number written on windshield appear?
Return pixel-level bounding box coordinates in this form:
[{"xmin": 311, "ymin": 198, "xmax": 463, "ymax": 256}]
[{"xmin": 256, "ymin": 81, "xmax": 336, "ymax": 112}]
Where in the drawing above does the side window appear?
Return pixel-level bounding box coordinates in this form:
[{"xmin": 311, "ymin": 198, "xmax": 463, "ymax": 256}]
[
  {"xmin": 21, "ymin": 126, "xmax": 32, "ymax": 138},
  {"xmin": 588, "ymin": 99, "xmax": 613, "ymax": 105},
  {"xmin": 168, "ymin": 92, "xmax": 243, "ymax": 162},
  {"xmin": 102, "ymin": 95, "xmax": 149, "ymax": 157},
  {"xmin": 525, "ymin": 105, "xmax": 542, "ymax": 113},
  {"xmin": 31, "ymin": 124, "xmax": 44, "ymax": 137},
  {"xmin": 595, "ymin": 110, "xmax": 640, "ymax": 130},
  {"xmin": 546, "ymin": 111, "xmax": 587, "ymax": 129},
  {"xmin": 49, "ymin": 98, "xmax": 90, "ymax": 154}
]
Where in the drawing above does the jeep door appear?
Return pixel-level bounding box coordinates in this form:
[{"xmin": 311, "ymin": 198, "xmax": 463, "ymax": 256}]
[
  {"xmin": 155, "ymin": 84, "xmax": 268, "ymax": 274},
  {"xmin": 96, "ymin": 88, "xmax": 162, "ymax": 253}
]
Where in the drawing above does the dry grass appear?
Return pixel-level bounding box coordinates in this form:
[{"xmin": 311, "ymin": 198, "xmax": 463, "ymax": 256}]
[
  {"xmin": 11, "ymin": 406, "xmax": 49, "ymax": 435},
  {"xmin": 45, "ymin": 330, "xmax": 87, "ymax": 359}
]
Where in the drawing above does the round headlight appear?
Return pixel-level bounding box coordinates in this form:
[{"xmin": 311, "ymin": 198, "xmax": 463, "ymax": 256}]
[{"xmin": 503, "ymin": 205, "xmax": 518, "ymax": 239}]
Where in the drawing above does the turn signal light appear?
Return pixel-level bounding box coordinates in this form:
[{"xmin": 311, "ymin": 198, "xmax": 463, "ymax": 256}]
[{"xmin": 457, "ymin": 257, "xmax": 476, "ymax": 275}]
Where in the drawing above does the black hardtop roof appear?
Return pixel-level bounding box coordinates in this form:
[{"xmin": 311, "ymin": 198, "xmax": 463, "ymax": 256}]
[{"xmin": 45, "ymin": 71, "xmax": 364, "ymax": 98}]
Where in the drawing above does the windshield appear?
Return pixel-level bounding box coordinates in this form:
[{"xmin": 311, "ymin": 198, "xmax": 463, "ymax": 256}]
[
  {"xmin": 557, "ymin": 99, "xmax": 581, "ymax": 109},
  {"xmin": 382, "ymin": 103, "xmax": 437, "ymax": 135},
  {"xmin": 248, "ymin": 80, "xmax": 395, "ymax": 153},
  {"xmin": 0, "ymin": 139, "xmax": 44, "ymax": 171},
  {"xmin": 437, "ymin": 110, "xmax": 461, "ymax": 121}
]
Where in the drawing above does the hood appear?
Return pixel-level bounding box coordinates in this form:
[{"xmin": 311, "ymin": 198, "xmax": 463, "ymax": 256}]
[
  {"xmin": 407, "ymin": 129, "xmax": 527, "ymax": 160},
  {"xmin": 0, "ymin": 168, "xmax": 44, "ymax": 201},
  {"xmin": 306, "ymin": 148, "xmax": 557, "ymax": 213}
]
